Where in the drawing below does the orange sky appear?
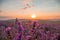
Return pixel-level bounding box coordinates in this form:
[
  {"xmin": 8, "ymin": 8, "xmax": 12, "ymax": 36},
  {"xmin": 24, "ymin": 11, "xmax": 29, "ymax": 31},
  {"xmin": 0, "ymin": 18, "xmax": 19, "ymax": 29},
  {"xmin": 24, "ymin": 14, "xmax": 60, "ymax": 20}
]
[
  {"xmin": 0, "ymin": 11, "xmax": 60, "ymax": 20},
  {"xmin": 0, "ymin": 0, "xmax": 60, "ymax": 20}
]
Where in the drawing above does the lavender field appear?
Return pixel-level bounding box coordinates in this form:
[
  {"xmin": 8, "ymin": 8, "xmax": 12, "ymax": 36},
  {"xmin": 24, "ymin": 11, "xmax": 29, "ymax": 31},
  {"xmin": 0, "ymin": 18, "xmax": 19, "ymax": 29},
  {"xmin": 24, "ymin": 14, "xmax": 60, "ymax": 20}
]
[{"xmin": 0, "ymin": 19, "xmax": 60, "ymax": 40}]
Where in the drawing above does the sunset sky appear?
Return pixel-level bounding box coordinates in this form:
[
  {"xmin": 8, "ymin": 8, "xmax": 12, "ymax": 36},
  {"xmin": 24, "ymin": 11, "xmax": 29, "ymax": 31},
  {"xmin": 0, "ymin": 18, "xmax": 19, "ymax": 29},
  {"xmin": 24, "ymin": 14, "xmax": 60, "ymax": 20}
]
[{"xmin": 0, "ymin": 0, "xmax": 60, "ymax": 20}]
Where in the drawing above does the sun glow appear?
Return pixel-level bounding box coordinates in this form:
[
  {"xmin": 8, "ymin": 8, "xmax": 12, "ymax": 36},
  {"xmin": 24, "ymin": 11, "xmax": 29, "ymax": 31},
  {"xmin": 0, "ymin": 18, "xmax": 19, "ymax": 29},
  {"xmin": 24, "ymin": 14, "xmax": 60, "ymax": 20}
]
[{"xmin": 31, "ymin": 14, "xmax": 36, "ymax": 19}]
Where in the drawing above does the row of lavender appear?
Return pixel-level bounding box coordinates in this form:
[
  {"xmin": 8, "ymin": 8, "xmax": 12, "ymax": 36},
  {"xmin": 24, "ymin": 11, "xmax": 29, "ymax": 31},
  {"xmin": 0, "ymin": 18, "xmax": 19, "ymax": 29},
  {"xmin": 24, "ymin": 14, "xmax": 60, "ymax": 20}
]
[{"xmin": 0, "ymin": 19, "xmax": 60, "ymax": 40}]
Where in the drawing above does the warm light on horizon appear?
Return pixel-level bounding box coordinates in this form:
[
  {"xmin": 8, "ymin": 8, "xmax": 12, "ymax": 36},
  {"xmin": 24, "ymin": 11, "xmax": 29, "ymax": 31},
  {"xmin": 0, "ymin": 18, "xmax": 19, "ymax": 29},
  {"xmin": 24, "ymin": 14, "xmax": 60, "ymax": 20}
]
[{"xmin": 31, "ymin": 14, "xmax": 36, "ymax": 19}]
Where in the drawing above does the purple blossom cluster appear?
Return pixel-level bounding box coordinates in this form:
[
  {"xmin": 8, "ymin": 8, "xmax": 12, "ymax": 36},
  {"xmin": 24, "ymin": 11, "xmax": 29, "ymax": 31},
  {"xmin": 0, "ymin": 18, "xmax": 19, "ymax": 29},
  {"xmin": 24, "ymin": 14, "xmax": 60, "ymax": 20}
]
[{"xmin": 0, "ymin": 19, "xmax": 60, "ymax": 40}]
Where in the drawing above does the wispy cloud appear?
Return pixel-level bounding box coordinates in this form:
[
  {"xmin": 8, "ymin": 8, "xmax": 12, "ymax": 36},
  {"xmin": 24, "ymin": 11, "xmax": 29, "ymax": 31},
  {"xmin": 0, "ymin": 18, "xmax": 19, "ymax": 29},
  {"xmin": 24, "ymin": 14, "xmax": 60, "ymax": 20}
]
[{"xmin": 21, "ymin": 0, "xmax": 33, "ymax": 10}]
